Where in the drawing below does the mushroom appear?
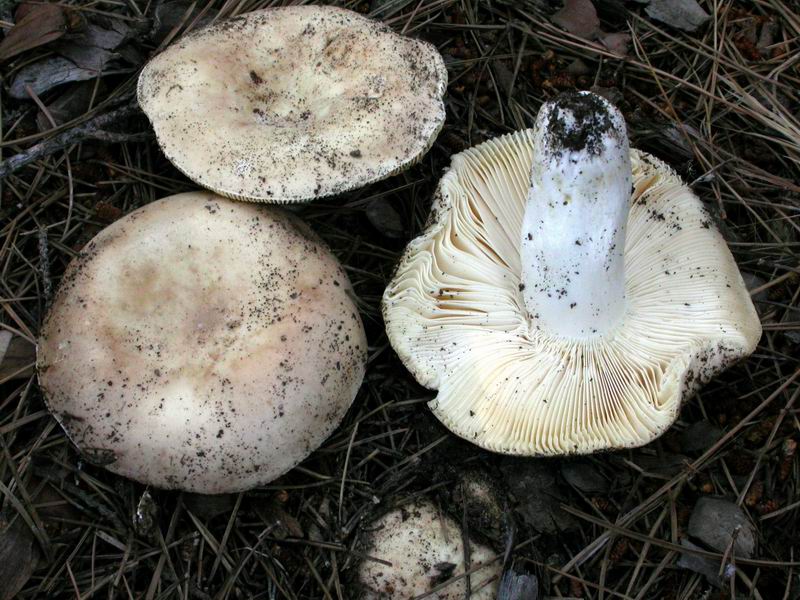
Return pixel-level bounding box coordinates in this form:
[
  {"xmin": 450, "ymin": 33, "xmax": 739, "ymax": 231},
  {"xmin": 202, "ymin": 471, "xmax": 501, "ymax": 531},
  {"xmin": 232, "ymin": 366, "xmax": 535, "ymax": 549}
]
[
  {"xmin": 37, "ymin": 192, "xmax": 367, "ymax": 493},
  {"xmin": 452, "ymin": 469, "xmax": 505, "ymax": 540},
  {"xmin": 382, "ymin": 91, "xmax": 761, "ymax": 455},
  {"xmin": 137, "ymin": 5, "xmax": 447, "ymax": 203},
  {"xmin": 358, "ymin": 500, "xmax": 501, "ymax": 598}
]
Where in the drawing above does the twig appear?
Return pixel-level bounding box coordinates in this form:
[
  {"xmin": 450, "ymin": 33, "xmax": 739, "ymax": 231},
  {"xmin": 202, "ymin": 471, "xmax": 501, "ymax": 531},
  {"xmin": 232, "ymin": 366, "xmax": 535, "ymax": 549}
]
[
  {"xmin": 0, "ymin": 105, "xmax": 148, "ymax": 179},
  {"xmin": 37, "ymin": 228, "xmax": 52, "ymax": 309}
]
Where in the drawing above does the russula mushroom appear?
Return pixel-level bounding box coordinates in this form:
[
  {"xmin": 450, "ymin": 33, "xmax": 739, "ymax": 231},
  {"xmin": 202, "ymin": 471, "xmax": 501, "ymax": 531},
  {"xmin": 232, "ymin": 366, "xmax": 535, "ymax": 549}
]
[
  {"xmin": 137, "ymin": 5, "xmax": 447, "ymax": 203},
  {"xmin": 37, "ymin": 192, "xmax": 367, "ymax": 493},
  {"xmin": 382, "ymin": 91, "xmax": 761, "ymax": 455},
  {"xmin": 358, "ymin": 500, "xmax": 501, "ymax": 598}
]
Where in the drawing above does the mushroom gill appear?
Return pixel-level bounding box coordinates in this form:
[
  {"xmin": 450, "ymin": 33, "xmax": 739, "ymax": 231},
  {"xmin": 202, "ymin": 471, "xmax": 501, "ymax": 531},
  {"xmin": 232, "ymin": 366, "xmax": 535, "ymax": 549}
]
[{"xmin": 383, "ymin": 93, "xmax": 761, "ymax": 455}]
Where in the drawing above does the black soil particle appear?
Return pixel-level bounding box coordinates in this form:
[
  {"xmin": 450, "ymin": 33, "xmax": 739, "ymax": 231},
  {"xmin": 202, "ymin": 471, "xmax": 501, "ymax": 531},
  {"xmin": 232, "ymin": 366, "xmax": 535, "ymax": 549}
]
[
  {"xmin": 542, "ymin": 91, "xmax": 621, "ymax": 156},
  {"xmin": 249, "ymin": 70, "xmax": 263, "ymax": 85}
]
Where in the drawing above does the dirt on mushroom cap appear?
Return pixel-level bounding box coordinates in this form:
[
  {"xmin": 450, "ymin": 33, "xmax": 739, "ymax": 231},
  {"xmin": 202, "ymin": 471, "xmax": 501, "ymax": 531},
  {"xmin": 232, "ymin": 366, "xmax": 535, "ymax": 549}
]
[
  {"xmin": 37, "ymin": 192, "xmax": 368, "ymax": 493},
  {"xmin": 137, "ymin": 5, "xmax": 448, "ymax": 203}
]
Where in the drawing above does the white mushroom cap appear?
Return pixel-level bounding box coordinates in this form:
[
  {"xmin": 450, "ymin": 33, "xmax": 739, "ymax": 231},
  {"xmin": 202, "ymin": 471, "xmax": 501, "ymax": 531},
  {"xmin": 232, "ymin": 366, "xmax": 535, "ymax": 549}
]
[
  {"xmin": 382, "ymin": 93, "xmax": 761, "ymax": 455},
  {"xmin": 37, "ymin": 192, "xmax": 367, "ymax": 493},
  {"xmin": 358, "ymin": 500, "xmax": 500, "ymax": 598},
  {"xmin": 137, "ymin": 6, "xmax": 447, "ymax": 203}
]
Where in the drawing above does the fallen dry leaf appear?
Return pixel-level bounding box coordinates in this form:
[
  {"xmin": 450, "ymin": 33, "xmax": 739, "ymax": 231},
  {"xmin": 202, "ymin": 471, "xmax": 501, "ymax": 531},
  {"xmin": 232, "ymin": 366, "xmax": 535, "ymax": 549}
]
[
  {"xmin": 498, "ymin": 568, "xmax": 540, "ymax": 600},
  {"xmin": 552, "ymin": 0, "xmax": 630, "ymax": 55},
  {"xmin": 252, "ymin": 498, "xmax": 303, "ymax": 540},
  {"xmin": 551, "ymin": 0, "xmax": 601, "ymax": 39},
  {"xmin": 9, "ymin": 56, "xmax": 99, "ymax": 99},
  {"xmin": 600, "ymin": 31, "xmax": 632, "ymax": 55},
  {"xmin": 0, "ymin": 331, "xmax": 35, "ymax": 380},
  {"xmin": 36, "ymin": 81, "xmax": 98, "ymax": 131},
  {"xmin": 94, "ymin": 200, "xmax": 124, "ymax": 223},
  {"xmin": 10, "ymin": 16, "xmax": 136, "ymax": 99},
  {"xmin": 0, "ymin": 511, "xmax": 40, "ymax": 600},
  {"xmin": 55, "ymin": 21, "xmax": 130, "ymax": 71},
  {"xmin": 0, "ymin": 3, "xmax": 67, "ymax": 62}
]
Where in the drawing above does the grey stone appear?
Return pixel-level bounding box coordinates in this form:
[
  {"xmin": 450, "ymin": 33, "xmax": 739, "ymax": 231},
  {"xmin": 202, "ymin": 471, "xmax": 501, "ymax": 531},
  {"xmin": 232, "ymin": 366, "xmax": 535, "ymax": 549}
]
[
  {"xmin": 688, "ymin": 497, "xmax": 755, "ymax": 558},
  {"xmin": 645, "ymin": 0, "xmax": 711, "ymax": 32},
  {"xmin": 677, "ymin": 539, "xmax": 724, "ymax": 586}
]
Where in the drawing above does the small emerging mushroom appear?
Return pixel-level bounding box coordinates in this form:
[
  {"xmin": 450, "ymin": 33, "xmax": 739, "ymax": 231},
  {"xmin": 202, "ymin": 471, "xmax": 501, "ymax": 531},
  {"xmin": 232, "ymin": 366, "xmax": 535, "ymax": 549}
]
[
  {"xmin": 358, "ymin": 500, "xmax": 501, "ymax": 598},
  {"xmin": 383, "ymin": 91, "xmax": 761, "ymax": 455},
  {"xmin": 38, "ymin": 192, "xmax": 367, "ymax": 493},
  {"xmin": 137, "ymin": 5, "xmax": 447, "ymax": 203}
]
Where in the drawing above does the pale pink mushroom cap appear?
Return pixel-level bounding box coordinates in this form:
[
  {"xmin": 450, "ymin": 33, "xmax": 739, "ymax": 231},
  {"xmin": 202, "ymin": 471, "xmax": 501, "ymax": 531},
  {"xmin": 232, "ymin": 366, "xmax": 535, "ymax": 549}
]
[
  {"xmin": 38, "ymin": 192, "xmax": 367, "ymax": 493},
  {"xmin": 359, "ymin": 500, "xmax": 501, "ymax": 598}
]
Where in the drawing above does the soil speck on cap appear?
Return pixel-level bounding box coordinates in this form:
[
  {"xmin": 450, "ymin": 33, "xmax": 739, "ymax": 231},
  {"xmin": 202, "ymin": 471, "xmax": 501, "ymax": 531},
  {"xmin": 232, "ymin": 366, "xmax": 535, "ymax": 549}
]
[{"xmin": 249, "ymin": 70, "xmax": 263, "ymax": 85}]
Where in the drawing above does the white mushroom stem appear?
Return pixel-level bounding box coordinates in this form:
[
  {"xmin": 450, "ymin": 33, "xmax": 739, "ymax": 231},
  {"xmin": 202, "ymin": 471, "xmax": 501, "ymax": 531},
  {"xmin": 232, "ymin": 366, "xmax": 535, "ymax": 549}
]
[{"xmin": 520, "ymin": 92, "xmax": 632, "ymax": 339}]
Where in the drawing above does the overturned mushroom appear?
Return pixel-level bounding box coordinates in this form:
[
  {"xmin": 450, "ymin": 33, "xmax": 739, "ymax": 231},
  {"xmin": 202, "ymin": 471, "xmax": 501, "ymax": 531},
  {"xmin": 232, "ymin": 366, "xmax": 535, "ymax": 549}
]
[
  {"xmin": 38, "ymin": 192, "xmax": 367, "ymax": 493},
  {"xmin": 137, "ymin": 5, "xmax": 447, "ymax": 203},
  {"xmin": 358, "ymin": 500, "xmax": 501, "ymax": 598},
  {"xmin": 383, "ymin": 91, "xmax": 761, "ymax": 455}
]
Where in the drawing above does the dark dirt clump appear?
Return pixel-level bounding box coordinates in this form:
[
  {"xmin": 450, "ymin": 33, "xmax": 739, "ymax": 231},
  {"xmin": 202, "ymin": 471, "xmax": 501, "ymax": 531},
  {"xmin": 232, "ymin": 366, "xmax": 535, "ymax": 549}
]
[{"xmin": 542, "ymin": 90, "xmax": 619, "ymax": 155}]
